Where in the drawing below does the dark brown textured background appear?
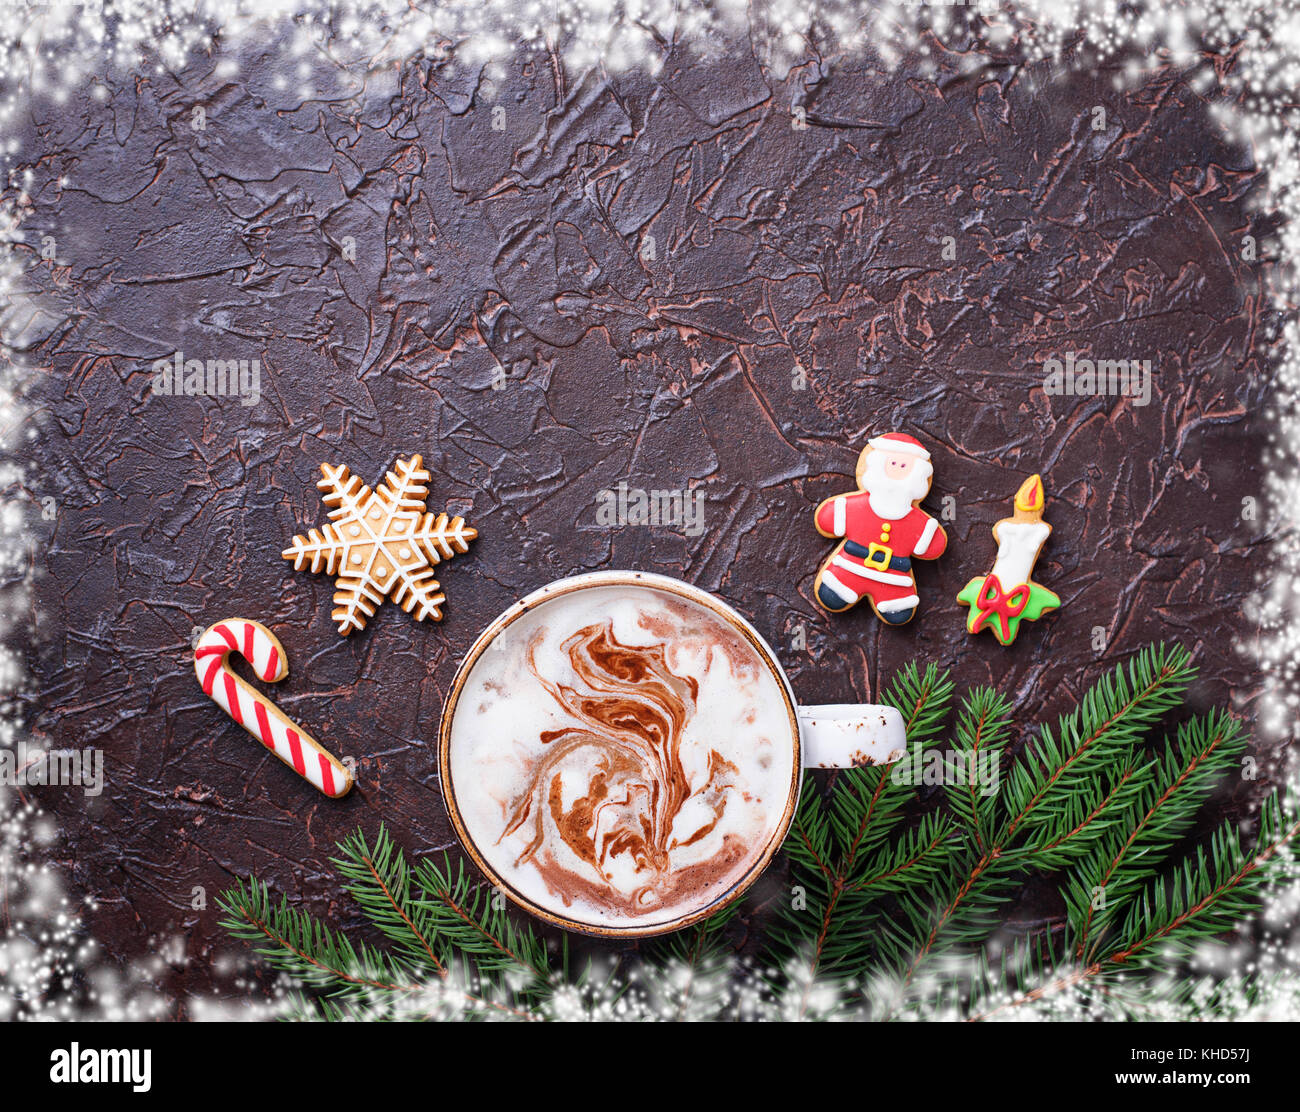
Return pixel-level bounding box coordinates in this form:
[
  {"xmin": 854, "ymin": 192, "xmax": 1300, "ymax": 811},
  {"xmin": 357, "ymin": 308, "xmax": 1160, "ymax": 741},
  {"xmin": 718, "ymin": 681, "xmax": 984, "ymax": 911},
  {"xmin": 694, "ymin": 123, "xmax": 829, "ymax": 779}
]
[{"xmin": 9, "ymin": 24, "xmax": 1284, "ymax": 1014}]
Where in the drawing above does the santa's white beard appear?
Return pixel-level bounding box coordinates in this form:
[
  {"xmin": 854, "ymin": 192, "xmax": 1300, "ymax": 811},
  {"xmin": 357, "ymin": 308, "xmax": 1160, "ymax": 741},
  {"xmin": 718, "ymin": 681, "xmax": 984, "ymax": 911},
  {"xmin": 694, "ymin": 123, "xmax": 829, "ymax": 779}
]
[{"xmin": 862, "ymin": 454, "xmax": 932, "ymax": 520}]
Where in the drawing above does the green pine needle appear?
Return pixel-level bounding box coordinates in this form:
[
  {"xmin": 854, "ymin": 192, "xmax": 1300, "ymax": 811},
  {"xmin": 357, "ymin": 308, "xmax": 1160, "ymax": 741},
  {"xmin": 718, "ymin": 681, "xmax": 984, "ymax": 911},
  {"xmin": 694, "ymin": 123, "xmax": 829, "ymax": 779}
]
[{"xmin": 1000, "ymin": 644, "xmax": 1195, "ymax": 846}]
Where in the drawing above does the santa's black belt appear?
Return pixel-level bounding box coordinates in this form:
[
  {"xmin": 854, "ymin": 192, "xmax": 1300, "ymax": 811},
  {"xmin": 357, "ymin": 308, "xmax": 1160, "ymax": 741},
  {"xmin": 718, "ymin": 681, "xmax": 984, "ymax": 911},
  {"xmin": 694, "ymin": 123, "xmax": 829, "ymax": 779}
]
[{"xmin": 843, "ymin": 540, "xmax": 912, "ymax": 571}]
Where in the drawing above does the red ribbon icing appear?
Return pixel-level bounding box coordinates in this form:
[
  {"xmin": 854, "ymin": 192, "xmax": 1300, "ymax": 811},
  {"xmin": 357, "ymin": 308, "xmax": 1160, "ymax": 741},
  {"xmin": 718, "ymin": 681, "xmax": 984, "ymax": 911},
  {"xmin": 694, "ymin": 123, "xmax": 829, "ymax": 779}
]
[{"xmin": 971, "ymin": 573, "xmax": 1030, "ymax": 642}]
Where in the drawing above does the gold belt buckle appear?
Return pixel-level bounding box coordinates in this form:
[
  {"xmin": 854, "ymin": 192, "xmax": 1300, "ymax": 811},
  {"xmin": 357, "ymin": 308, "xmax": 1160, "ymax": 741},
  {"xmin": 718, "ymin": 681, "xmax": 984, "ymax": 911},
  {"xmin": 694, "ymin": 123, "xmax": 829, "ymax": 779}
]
[{"xmin": 866, "ymin": 541, "xmax": 893, "ymax": 566}]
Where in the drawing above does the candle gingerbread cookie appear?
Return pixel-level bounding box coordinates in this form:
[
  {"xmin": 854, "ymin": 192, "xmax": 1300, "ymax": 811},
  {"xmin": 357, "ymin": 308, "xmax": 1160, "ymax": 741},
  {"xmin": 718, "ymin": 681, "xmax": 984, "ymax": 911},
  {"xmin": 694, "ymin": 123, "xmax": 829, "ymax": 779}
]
[
  {"xmin": 957, "ymin": 474, "xmax": 1060, "ymax": 645},
  {"xmin": 812, "ymin": 432, "xmax": 948, "ymax": 625}
]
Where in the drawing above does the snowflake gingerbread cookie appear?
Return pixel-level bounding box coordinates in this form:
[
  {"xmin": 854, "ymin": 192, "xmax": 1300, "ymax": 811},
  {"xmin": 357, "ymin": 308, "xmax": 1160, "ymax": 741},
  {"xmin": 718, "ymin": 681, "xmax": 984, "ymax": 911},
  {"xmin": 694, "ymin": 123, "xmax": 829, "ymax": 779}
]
[
  {"xmin": 957, "ymin": 474, "xmax": 1060, "ymax": 645},
  {"xmin": 283, "ymin": 454, "xmax": 477, "ymax": 635},
  {"xmin": 812, "ymin": 432, "xmax": 947, "ymax": 625}
]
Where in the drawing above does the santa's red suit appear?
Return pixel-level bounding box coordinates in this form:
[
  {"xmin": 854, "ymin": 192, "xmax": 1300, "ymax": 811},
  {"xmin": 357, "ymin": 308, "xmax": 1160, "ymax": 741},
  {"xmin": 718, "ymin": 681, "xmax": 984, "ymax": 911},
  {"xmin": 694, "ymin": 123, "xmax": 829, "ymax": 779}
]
[
  {"xmin": 813, "ymin": 435, "xmax": 947, "ymax": 623},
  {"xmin": 815, "ymin": 495, "xmax": 946, "ymax": 620}
]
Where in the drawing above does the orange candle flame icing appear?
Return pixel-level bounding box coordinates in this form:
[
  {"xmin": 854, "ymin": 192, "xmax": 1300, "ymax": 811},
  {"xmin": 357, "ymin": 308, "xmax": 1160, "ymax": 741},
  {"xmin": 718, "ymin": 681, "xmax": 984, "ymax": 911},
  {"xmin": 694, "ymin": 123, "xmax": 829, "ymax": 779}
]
[{"xmin": 1014, "ymin": 473, "xmax": 1045, "ymax": 515}]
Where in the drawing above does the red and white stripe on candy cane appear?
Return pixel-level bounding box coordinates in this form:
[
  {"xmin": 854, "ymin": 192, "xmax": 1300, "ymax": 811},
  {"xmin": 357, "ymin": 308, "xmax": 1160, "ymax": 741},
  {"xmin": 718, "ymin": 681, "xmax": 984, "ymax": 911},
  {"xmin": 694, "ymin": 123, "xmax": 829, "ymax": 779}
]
[{"xmin": 193, "ymin": 619, "xmax": 353, "ymax": 798}]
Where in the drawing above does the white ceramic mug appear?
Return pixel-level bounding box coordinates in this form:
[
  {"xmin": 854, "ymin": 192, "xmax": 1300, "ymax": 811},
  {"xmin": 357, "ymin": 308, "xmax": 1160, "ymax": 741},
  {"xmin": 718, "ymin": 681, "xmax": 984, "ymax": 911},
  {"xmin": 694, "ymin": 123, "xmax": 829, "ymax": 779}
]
[{"xmin": 438, "ymin": 571, "xmax": 907, "ymax": 937}]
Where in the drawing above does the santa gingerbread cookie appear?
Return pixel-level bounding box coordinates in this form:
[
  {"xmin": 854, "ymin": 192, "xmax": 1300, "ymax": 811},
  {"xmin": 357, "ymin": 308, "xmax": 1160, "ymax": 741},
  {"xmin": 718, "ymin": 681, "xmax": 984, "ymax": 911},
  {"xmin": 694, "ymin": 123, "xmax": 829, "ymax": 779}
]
[{"xmin": 812, "ymin": 433, "xmax": 947, "ymax": 625}]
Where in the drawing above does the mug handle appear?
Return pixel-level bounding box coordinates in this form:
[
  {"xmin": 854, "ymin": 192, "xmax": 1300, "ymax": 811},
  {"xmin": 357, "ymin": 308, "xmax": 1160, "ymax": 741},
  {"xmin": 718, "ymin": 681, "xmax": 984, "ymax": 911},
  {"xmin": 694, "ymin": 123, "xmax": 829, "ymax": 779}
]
[{"xmin": 798, "ymin": 704, "xmax": 908, "ymax": 769}]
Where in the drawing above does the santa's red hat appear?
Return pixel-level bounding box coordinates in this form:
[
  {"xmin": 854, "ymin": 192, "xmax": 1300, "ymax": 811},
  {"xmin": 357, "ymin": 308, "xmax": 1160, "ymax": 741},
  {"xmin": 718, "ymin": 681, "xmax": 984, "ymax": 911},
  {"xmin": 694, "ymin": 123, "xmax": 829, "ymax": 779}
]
[{"xmin": 866, "ymin": 432, "xmax": 930, "ymax": 460}]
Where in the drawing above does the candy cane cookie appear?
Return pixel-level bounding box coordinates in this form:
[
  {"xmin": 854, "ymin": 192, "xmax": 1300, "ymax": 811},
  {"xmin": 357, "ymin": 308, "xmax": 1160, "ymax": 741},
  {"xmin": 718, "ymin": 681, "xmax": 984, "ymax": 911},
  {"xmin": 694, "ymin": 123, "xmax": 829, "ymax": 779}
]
[{"xmin": 193, "ymin": 619, "xmax": 353, "ymax": 798}]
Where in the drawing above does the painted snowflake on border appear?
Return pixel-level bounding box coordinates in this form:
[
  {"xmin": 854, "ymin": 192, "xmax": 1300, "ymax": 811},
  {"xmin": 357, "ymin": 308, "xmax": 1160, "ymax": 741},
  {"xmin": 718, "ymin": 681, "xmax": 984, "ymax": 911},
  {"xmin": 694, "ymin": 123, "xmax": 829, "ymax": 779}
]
[{"xmin": 282, "ymin": 455, "xmax": 477, "ymax": 635}]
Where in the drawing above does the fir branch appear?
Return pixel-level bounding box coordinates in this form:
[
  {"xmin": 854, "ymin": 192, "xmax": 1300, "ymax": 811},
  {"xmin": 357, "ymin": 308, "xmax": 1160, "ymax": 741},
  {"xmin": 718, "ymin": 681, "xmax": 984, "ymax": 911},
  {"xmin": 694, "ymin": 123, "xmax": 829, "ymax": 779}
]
[
  {"xmin": 896, "ymin": 848, "xmax": 1024, "ymax": 988},
  {"xmin": 219, "ymin": 826, "xmax": 552, "ymax": 1020},
  {"xmin": 967, "ymin": 792, "xmax": 1298, "ymax": 1020},
  {"xmin": 218, "ymin": 878, "xmax": 423, "ymax": 999},
  {"xmin": 1107, "ymin": 795, "xmax": 1296, "ymax": 966},
  {"xmin": 1000, "ymin": 644, "xmax": 1195, "ymax": 845},
  {"xmin": 838, "ymin": 811, "xmax": 962, "ymax": 975},
  {"xmin": 943, "ymin": 686, "xmax": 1014, "ymax": 851},
  {"xmin": 770, "ymin": 664, "xmax": 958, "ymax": 1012},
  {"xmin": 892, "ymin": 688, "xmax": 1020, "ymax": 985},
  {"xmin": 882, "ymin": 661, "xmax": 955, "ymax": 744},
  {"xmin": 826, "ymin": 764, "xmax": 912, "ymax": 877},
  {"xmin": 336, "ymin": 824, "xmax": 551, "ymax": 986},
  {"xmin": 846, "ymin": 810, "xmax": 955, "ymax": 897},
  {"xmin": 784, "ymin": 773, "xmax": 836, "ymax": 881},
  {"xmin": 332, "ymin": 826, "xmax": 446, "ymax": 976},
  {"xmin": 1020, "ymin": 760, "xmax": 1150, "ymax": 867},
  {"xmin": 649, "ymin": 899, "xmax": 739, "ymax": 968},
  {"xmin": 411, "ymin": 854, "xmax": 551, "ymax": 981},
  {"xmin": 1067, "ymin": 710, "xmax": 1247, "ymax": 959},
  {"xmin": 899, "ymin": 647, "xmax": 1197, "ymax": 988},
  {"xmin": 647, "ymin": 901, "xmax": 741, "ymax": 1021}
]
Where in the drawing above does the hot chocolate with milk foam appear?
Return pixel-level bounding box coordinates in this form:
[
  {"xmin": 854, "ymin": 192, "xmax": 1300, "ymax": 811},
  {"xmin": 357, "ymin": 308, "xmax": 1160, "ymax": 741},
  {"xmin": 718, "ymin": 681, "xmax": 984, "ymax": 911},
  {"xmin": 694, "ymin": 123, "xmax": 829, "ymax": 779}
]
[{"xmin": 447, "ymin": 583, "xmax": 797, "ymax": 930}]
